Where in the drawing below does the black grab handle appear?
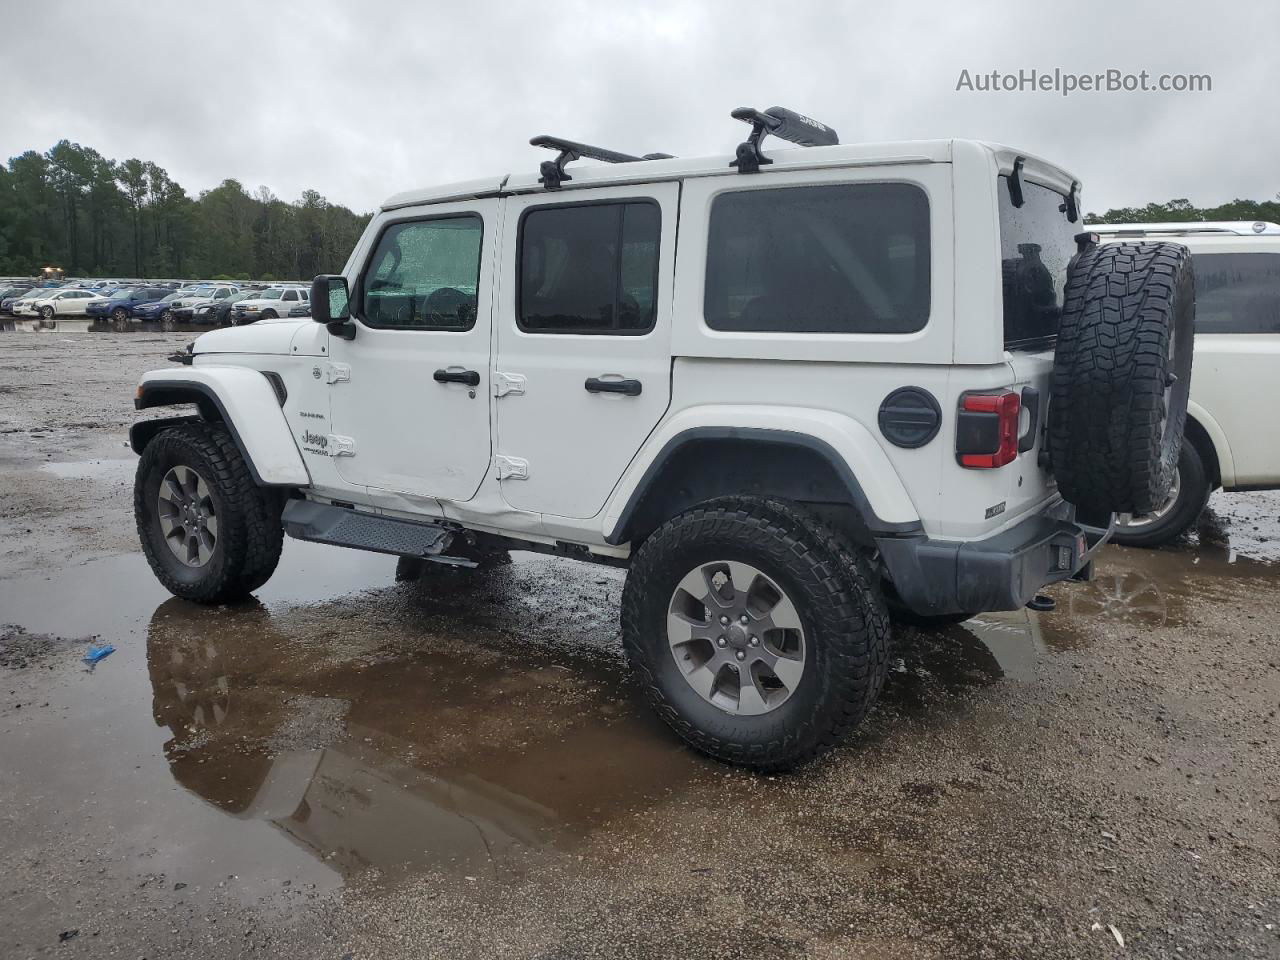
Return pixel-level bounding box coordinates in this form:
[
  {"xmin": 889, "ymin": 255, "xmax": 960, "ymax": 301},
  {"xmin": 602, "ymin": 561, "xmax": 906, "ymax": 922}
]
[
  {"xmin": 585, "ymin": 377, "xmax": 642, "ymax": 396},
  {"xmin": 434, "ymin": 368, "xmax": 480, "ymax": 387}
]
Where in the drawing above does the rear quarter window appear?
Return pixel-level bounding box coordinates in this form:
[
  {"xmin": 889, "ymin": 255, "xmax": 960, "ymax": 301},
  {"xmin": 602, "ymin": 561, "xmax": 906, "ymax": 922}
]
[
  {"xmin": 1193, "ymin": 252, "xmax": 1280, "ymax": 333},
  {"xmin": 704, "ymin": 182, "xmax": 930, "ymax": 334},
  {"xmin": 999, "ymin": 178, "xmax": 1078, "ymax": 349}
]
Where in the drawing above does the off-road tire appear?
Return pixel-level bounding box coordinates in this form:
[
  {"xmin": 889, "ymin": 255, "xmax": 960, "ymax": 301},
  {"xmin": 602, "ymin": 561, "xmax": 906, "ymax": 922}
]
[
  {"xmin": 135, "ymin": 422, "xmax": 284, "ymax": 603},
  {"xmin": 621, "ymin": 497, "xmax": 890, "ymax": 771},
  {"xmin": 1049, "ymin": 241, "xmax": 1195, "ymax": 516},
  {"xmin": 1110, "ymin": 440, "xmax": 1212, "ymax": 548}
]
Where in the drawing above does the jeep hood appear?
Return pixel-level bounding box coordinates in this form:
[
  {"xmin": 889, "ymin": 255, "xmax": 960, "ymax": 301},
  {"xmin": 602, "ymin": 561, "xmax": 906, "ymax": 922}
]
[{"xmin": 193, "ymin": 317, "xmax": 317, "ymax": 356}]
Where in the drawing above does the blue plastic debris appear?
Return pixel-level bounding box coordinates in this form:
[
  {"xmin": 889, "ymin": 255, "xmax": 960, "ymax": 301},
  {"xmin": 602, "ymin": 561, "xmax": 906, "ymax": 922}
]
[{"xmin": 82, "ymin": 644, "xmax": 115, "ymax": 665}]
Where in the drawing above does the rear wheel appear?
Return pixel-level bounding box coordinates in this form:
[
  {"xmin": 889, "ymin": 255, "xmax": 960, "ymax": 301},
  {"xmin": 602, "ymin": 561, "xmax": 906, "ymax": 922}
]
[
  {"xmin": 622, "ymin": 497, "xmax": 889, "ymax": 771},
  {"xmin": 1111, "ymin": 441, "xmax": 1212, "ymax": 548},
  {"xmin": 135, "ymin": 422, "xmax": 284, "ymax": 603}
]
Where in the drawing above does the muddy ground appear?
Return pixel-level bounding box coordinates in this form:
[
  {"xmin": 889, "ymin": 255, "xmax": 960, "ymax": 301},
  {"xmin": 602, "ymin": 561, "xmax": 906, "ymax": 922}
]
[{"xmin": 1, "ymin": 332, "xmax": 1277, "ymax": 960}]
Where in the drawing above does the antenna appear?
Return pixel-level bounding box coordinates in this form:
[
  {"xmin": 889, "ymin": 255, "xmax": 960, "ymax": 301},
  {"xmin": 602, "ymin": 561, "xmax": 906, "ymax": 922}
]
[
  {"xmin": 730, "ymin": 106, "xmax": 839, "ymax": 173},
  {"xmin": 530, "ymin": 136, "xmax": 674, "ymax": 190}
]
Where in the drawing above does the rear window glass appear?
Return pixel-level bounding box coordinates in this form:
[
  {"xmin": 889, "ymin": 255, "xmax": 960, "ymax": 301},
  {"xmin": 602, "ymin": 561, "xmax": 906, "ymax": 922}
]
[
  {"xmin": 518, "ymin": 201, "xmax": 660, "ymax": 335},
  {"xmin": 1193, "ymin": 252, "xmax": 1280, "ymax": 333},
  {"xmin": 704, "ymin": 183, "xmax": 930, "ymax": 334},
  {"xmin": 999, "ymin": 177, "xmax": 1078, "ymax": 349}
]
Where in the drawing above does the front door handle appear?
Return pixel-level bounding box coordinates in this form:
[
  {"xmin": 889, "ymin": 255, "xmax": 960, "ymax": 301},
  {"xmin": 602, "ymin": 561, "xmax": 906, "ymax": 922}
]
[
  {"xmin": 434, "ymin": 368, "xmax": 481, "ymax": 387},
  {"xmin": 585, "ymin": 377, "xmax": 642, "ymax": 396}
]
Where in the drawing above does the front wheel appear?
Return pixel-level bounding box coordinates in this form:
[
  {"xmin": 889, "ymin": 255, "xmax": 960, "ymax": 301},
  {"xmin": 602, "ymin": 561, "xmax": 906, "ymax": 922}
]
[
  {"xmin": 135, "ymin": 422, "xmax": 284, "ymax": 603},
  {"xmin": 111, "ymin": 307, "xmax": 129, "ymax": 332},
  {"xmin": 260, "ymin": 310, "xmax": 277, "ymax": 320},
  {"xmin": 40, "ymin": 305, "xmax": 54, "ymax": 320},
  {"xmin": 622, "ymin": 497, "xmax": 890, "ymax": 771},
  {"xmin": 159, "ymin": 310, "xmax": 174, "ymax": 332},
  {"xmin": 1111, "ymin": 442, "xmax": 1212, "ymax": 548}
]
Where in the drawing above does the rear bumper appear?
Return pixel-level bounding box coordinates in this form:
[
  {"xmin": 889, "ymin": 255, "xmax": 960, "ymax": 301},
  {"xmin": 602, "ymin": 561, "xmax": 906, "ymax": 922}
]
[{"xmin": 877, "ymin": 500, "xmax": 1113, "ymax": 616}]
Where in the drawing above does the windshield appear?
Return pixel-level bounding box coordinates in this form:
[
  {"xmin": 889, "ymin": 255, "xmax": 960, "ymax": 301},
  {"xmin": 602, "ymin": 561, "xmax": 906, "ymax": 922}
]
[{"xmin": 999, "ymin": 176, "xmax": 1079, "ymax": 349}]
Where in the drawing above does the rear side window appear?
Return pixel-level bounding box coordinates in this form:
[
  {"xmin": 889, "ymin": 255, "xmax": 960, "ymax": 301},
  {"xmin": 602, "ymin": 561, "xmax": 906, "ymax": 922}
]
[
  {"xmin": 362, "ymin": 215, "xmax": 483, "ymax": 330},
  {"xmin": 704, "ymin": 183, "xmax": 930, "ymax": 334},
  {"xmin": 999, "ymin": 178, "xmax": 1077, "ymax": 349},
  {"xmin": 1193, "ymin": 252, "xmax": 1280, "ymax": 333},
  {"xmin": 518, "ymin": 201, "xmax": 660, "ymax": 335}
]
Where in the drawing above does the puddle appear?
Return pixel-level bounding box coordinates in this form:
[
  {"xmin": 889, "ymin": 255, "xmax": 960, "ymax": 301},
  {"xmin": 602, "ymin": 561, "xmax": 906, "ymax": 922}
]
[{"xmin": 0, "ymin": 545, "xmax": 704, "ymax": 898}]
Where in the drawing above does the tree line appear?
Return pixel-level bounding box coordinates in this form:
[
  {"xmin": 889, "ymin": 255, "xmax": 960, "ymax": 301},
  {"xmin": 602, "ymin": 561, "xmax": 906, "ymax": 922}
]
[
  {"xmin": 1087, "ymin": 195, "xmax": 1280, "ymax": 226},
  {"xmin": 0, "ymin": 140, "xmax": 371, "ymax": 280},
  {"xmin": 1, "ymin": 140, "xmax": 1275, "ymax": 279}
]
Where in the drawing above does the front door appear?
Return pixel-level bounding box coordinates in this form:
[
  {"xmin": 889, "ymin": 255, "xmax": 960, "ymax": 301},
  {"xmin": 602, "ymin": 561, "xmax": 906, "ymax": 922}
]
[
  {"xmin": 493, "ymin": 183, "xmax": 677, "ymax": 519},
  {"xmin": 328, "ymin": 199, "xmax": 497, "ymax": 502}
]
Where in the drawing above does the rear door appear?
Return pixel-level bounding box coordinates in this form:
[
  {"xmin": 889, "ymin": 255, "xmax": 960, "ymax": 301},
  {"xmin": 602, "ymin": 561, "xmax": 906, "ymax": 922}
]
[{"xmin": 493, "ymin": 183, "xmax": 678, "ymax": 519}]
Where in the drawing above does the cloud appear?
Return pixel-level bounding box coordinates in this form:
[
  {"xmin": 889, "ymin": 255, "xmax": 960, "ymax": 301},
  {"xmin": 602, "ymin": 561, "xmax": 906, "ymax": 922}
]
[{"xmin": 2, "ymin": 0, "xmax": 1276, "ymax": 213}]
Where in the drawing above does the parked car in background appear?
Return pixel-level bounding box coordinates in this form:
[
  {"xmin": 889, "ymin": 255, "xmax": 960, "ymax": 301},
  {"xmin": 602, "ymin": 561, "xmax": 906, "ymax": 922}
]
[
  {"xmin": 0, "ymin": 285, "xmax": 34, "ymax": 313},
  {"xmin": 169, "ymin": 284, "xmax": 240, "ymax": 322},
  {"xmin": 287, "ymin": 301, "xmax": 311, "ymax": 318},
  {"xmin": 88, "ymin": 286, "xmax": 174, "ymax": 330},
  {"xmin": 191, "ymin": 290, "xmax": 254, "ymax": 326},
  {"xmin": 130, "ymin": 290, "xmax": 194, "ymax": 330},
  {"xmin": 13, "ymin": 288, "xmax": 102, "ymax": 319},
  {"xmin": 230, "ymin": 286, "xmax": 308, "ymax": 324},
  {"xmin": 1094, "ymin": 221, "xmax": 1280, "ymax": 546}
]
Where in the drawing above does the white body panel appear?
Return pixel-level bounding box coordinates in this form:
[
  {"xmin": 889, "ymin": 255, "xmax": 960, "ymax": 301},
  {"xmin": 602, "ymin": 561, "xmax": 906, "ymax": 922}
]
[{"xmin": 139, "ymin": 366, "xmax": 311, "ymax": 486}]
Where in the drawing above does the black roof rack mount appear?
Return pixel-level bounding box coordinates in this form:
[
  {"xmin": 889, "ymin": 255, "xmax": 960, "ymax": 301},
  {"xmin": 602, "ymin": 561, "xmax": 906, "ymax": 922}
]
[
  {"xmin": 730, "ymin": 106, "xmax": 839, "ymax": 174},
  {"xmin": 530, "ymin": 135, "xmax": 674, "ymax": 190}
]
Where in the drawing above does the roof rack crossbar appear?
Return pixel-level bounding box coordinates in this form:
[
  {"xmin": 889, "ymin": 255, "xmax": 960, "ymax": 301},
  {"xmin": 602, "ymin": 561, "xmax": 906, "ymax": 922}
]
[
  {"xmin": 730, "ymin": 106, "xmax": 839, "ymax": 174},
  {"xmin": 530, "ymin": 136, "xmax": 672, "ymax": 190}
]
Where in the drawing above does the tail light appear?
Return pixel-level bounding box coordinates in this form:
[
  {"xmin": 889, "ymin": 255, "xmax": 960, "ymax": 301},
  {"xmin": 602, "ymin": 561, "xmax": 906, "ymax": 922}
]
[{"xmin": 956, "ymin": 390, "xmax": 1021, "ymax": 468}]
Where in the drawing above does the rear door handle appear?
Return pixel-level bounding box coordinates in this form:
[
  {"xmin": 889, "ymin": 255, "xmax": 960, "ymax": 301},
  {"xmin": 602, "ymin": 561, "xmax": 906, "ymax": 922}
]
[
  {"xmin": 434, "ymin": 368, "xmax": 480, "ymax": 387},
  {"xmin": 585, "ymin": 377, "xmax": 642, "ymax": 396}
]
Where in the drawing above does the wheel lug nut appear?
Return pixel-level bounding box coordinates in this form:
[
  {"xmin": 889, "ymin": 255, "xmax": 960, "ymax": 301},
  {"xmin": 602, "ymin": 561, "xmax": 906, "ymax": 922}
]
[
  {"xmin": 749, "ymin": 636, "xmax": 759, "ymax": 646},
  {"xmin": 719, "ymin": 616, "xmax": 729, "ymax": 625},
  {"xmin": 717, "ymin": 637, "xmax": 726, "ymax": 647},
  {"xmin": 740, "ymin": 615, "xmax": 749, "ymax": 624},
  {"xmin": 735, "ymin": 650, "xmax": 745, "ymax": 661}
]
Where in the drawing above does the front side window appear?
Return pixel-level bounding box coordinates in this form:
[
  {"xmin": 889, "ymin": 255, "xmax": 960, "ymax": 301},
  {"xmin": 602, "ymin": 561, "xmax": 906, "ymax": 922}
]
[
  {"xmin": 518, "ymin": 201, "xmax": 660, "ymax": 335},
  {"xmin": 1193, "ymin": 252, "xmax": 1280, "ymax": 333},
  {"xmin": 999, "ymin": 177, "xmax": 1078, "ymax": 348},
  {"xmin": 362, "ymin": 215, "xmax": 483, "ymax": 330},
  {"xmin": 282, "ymin": 289, "xmax": 298, "ymax": 302},
  {"xmin": 705, "ymin": 183, "xmax": 930, "ymax": 334}
]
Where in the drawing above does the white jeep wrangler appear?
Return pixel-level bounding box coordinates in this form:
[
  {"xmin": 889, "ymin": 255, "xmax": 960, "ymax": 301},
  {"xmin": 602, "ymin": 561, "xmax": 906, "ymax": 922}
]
[{"xmin": 130, "ymin": 108, "xmax": 1195, "ymax": 769}]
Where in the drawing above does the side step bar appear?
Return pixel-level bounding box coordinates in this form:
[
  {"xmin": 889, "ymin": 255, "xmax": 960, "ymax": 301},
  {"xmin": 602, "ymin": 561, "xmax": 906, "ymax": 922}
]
[{"xmin": 282, "ymin": 500, "xmax": 477, "ymax": 567}]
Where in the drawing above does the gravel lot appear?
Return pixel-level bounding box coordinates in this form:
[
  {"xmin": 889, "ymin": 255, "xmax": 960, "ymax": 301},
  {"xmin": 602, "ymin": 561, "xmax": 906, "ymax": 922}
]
[{"xmin": 1, "ymin": 332, "xmax": 1278, "ymax": 959}]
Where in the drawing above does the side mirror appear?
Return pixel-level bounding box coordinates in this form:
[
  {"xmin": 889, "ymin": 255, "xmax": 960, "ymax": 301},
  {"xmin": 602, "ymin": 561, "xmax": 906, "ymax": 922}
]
[{"xmin": 310, "ymin": 275, "xmax": 350, "ymax": 324}]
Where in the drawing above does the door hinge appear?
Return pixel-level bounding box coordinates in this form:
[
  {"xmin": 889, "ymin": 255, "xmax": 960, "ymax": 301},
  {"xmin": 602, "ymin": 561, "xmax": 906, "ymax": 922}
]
[
  {"xmin": 492, "ymin": 371, "xmax": 526, "ymax": 398},
  {"xmin": 325, "ymin": 362, "xmax": 351, "ymax": 384},
  {"xmin": 495, "ymin": 455, "xmax": 529, "ymax": 480},
  {"xmin": 328, "ymin": 434, "xmax": 356, "ymax": 457}
]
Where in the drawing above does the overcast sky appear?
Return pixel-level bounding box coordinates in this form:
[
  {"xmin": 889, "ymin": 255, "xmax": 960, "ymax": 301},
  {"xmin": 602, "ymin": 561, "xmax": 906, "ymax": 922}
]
[{"xmin": 3, "ymin": 0, "xmax": 1275, "ymax": 216}]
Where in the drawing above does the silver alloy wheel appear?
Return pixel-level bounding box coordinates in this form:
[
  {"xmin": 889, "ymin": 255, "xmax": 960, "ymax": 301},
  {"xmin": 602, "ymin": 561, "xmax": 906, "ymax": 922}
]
[
  {"xmin": 667, "ymin": 560, "xmax": 806, "ymax": 716},
  {"xmin": 1116, "ymin": 466, "xmax": 1181, "ymax": 529},
  {"xmin": 157, "ymin": 465, "xmax": 218, "ymax": 567}
]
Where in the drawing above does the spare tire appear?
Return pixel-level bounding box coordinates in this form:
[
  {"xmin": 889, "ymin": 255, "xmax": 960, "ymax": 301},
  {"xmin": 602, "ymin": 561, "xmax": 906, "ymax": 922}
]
[{"xmin": 1048, "ymin": 241, "xmax": 1195, "ymax": 516}]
